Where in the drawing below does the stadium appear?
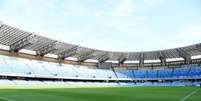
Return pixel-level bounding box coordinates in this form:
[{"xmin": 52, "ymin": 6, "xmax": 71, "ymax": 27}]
[{"xmin": 0, "ymin": 0, "xmax": 201, "ymax": 101}]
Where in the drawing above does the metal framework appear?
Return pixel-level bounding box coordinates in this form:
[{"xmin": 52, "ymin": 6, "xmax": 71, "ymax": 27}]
[
  {"xmin": 139, "ymin": 53, "xmax": 144, "ymax": 67},
  {"xmin": 96, "ymin": 52, "xmax": 110, "ymax": 63},
  {"xmin": 10, "ymin": 34, "xmax": 36, "ymax": 52},
  {"xmin": 158, "ymin": 51, "xmax": 166, "ymax": 66},
  {"xmin": 36, "ymin": 41, "xmax": 58, "ymax": 56},
  {"xmin": 57, "ymin": 45, "xmax": 78, "ymax": 59},
  {"xmin": 0, "ymin": 23, "xmax": 201, "ymax": 66},
  {"xmin": 118, "ymin": 53, "xmax": 127, "ymax": 64},
  {"xmin": 196, "ymin": 44, "xmax": 201, "ymax": 52},
  {"xmin": 76, "ymin": 49, "xmax": 95, "ymax": 62},
  {"xmin": 176, "ymin": 48, "xmax": 191, "ymax": 63}
]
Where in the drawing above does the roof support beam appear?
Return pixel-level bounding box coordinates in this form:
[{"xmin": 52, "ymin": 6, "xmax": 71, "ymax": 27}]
[
  {"xmin": 196, "ymin": 43, "xmax": 201, "ymax": 52},
  {"xmin": 0, "ymin": 21, "xmax": 3, "ymax": 28},
  {"xmin": 58, "ymin": 46, "xmax": 78, "ymax": 59},
  {"xmin": 9, "ymin": 34, "xmax": 36, "ymax": 52},
  {"xmin": 176, "ymin": 48, "xmax": 191, "ymax": 64},
  {"xmin": 158, "ymin": 51, "xmax": 166, "ymax": 66},
  {"xmin": 118, "ymin": 53, "xmax": 127, "ymax": 65},
  {"xmin": 36, "ymin": 41, "xmax": 57, "ymax": 56},
  {"xmin": 97, "ymin": 52, "xmax": 110, "ymax": 63},
  {"xmin": 77, "ymin": 50, "xmax": 94, "ymax": 62},
  {"xmin": 139, "ymin": 53, "xmax": 144, "ymax": 67}
]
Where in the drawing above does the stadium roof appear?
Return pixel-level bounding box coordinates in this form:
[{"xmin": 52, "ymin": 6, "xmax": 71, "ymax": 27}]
[{"xmin": 0, "ymin": 23, "xmax": 201, "ymax": 64}]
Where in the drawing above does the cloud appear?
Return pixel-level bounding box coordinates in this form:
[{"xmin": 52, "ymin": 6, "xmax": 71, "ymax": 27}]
[
  {"xmin": 62, "ymin": 1, "xmax": 90, "ymax": 16},
  {"xmin": 0, "ymin": 0, "xmax": 200, "ymax": 52},
  {"xmin": 177, "ymin": 26, "xmax": 201, "ymax": 38},
  {"xmin": 143, "ymin": 0, "xmax": 164, "ymax": 6},
  {"xmin": 147, "ymin": 24, "xmax": 201, "ymax": 50},
  {"xmin": 112, "ymin": 0, "xmax": 140, "ymax": 17}
]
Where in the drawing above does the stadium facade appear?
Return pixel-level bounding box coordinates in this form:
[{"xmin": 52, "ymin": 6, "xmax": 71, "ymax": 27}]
[{"xmin": 0, "ymin": 22, "xmax": 201, "ymax": 86}]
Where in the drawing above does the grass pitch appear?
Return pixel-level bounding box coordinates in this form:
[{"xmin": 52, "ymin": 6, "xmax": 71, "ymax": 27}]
[{"xmin": 0, "ymin": 85, "xmax": 200, "ymax": 101}]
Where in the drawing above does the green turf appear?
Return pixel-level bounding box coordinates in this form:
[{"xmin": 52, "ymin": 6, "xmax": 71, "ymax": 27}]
[{"xmin": 0, "ymin": 86, "xmax": 200, "ymax": 101}]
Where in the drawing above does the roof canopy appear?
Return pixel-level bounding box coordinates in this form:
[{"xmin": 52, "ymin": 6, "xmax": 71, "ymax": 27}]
[{"xmin": 0, "ymin": 23, "xmax": 201, "ymax": 64}]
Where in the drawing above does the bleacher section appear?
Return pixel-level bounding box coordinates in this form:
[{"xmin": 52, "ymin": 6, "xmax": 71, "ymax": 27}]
[
  {"xmin": 116, "ymin": 64, "xmax": 201, "ymax": 79},
  {"xmin": 0, "ymin": 55, "xmax": 119, "ymax": 80},
  {"xmin": 0, "ymin": 55, "xmax": 201, "ymax": 86},
  {"xmin": 0, "ymin": 55, "xmax": 201, "ymax": 80}
]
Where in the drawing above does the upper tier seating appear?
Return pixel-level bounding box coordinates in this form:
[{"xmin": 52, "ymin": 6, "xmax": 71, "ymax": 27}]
[
  {"xmin": 0, "ymin": 55, "xmax": 201, "ymax": 80},
  {"xmin": 0, "ymin": 55, "xmax": 120, "ymax": 79},
  {"xmin": 116, "ymin": 64, "xmax": 201, "ymax": 79}
]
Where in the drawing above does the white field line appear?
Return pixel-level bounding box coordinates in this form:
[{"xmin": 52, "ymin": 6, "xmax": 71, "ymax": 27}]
[
  {"xmin": 180, "ymin": 88, "xmax": 200, "ymax": 101},
  {"xmin": 0, "ymin": 96, "xmax": 15, "ymax": 101}
]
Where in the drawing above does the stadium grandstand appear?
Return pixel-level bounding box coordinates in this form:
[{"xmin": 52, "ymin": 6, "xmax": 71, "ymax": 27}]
[
  {"xmin": 0, "ymin": 0, "xmax": 201, "ymax": 100},
  {"xmin": 0, "ymin": 22, "xmax": 201, "ymax": 87}
]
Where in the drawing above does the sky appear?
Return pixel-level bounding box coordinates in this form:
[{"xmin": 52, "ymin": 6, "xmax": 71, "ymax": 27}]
[{"xmin": 0, "ymin": 0, "xmax": 201, "ymax": 52}]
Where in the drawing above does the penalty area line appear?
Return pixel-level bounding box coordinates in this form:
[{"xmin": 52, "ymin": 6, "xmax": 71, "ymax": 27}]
[
  {"xmin": 0, "ymin": 96, "xmax": 15, "ymax": 101},
  {"xmin": 180, "ymin": 88, "xmax": 200, "ymax": 101}
]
